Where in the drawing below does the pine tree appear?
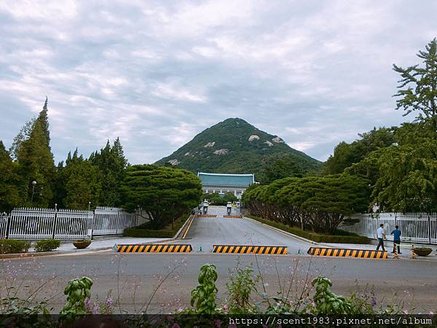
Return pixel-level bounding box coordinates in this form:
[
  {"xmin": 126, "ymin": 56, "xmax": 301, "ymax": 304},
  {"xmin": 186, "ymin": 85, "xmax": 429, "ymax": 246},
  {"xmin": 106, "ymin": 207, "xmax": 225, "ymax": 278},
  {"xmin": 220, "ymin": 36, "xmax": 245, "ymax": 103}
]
[{"xmin": 393, "ymin": 38, "xmax": 437, "ymax": 135}]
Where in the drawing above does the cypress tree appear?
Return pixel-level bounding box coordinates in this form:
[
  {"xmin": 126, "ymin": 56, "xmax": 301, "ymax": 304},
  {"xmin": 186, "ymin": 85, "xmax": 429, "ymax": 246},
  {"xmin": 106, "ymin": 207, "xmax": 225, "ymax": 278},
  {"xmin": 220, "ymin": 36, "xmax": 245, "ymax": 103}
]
[
  {"xmin": 16, "ymin": 99, "xmax": 56, "ymax": 207},
  {"xmin": 90, "ymin": 138, "xmax": 128, "ymax": 207}
]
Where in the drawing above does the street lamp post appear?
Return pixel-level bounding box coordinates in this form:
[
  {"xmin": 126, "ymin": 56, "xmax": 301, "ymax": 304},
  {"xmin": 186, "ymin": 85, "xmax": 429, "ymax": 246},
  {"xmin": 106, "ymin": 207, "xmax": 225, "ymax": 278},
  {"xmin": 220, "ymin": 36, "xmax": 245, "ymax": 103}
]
[
  {"xmin": 31, "ymin": 180, "xmax": 37, "ymax": 204},
  {"xmin": 52, "ymin": 203, "xmax": 58, "ymax": 239}
]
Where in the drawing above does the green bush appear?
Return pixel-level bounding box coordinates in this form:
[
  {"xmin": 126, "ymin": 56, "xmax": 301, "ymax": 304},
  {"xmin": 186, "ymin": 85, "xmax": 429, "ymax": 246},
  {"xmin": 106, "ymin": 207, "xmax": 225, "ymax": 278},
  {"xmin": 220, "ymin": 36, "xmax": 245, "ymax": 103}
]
[
  {"xmin": 123, "ymin": 228, "xmax": 175, "ymax": 238},
  {"xmin": 0, "ymin": 239, "xmax": 31, "ymax": 254},
  {"xmin": 307, "ymin": 233, "xmax": 370, "ymax": 244},
  {"xmin": 248, "ymin": 216, "xmax": 370, "ymax": 244},
  {"xmin": 123, "ymin": 215, "xmax": 189, "ymax": 238},
  {"xmin": 35, "ymin": 239, "xmax": 61, "ymax": 252}
]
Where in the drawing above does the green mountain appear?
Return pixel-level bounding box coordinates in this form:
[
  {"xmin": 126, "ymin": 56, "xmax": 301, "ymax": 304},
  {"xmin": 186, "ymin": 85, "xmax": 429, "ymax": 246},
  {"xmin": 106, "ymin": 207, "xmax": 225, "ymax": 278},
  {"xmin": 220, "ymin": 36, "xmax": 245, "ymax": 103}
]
[{"xmin": 155, "ymin": 118, "xmax": 321, "ymax": 182}]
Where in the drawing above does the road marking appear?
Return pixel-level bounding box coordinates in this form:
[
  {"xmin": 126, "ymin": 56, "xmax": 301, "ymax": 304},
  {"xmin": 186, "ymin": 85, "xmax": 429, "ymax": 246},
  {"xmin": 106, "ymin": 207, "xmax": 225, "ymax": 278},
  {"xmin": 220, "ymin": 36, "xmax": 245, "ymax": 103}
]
[{"xmin": 182, "ymin": 216, "xmax": 195, "ymax": 239}]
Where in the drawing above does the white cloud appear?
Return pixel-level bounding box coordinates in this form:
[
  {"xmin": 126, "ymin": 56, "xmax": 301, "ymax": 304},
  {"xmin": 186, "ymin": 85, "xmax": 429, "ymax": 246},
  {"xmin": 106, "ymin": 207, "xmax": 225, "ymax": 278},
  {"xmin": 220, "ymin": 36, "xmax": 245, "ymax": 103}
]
[
  {"xmin": 0, "ymin": 0, "xmax": 436, "ymax": 164},
  {"xmin": 151, "ymin": 82, "xmax": 207, "ymax": 103},
  {"xmin": 0, "ymin": 0, "xmax": 77, "ymax": 20}
]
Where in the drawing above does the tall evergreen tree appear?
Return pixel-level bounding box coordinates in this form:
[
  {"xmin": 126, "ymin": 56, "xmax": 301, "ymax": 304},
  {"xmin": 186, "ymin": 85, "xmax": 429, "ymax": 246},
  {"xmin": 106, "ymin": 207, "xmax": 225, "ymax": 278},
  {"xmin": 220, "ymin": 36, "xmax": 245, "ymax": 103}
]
[
  {"xmin": 89, "ymin": 138, "xmax": 128, "ymax": 207},
  {"xmin": 16, "ymin": 99, "xmax": 56, "ymax": 207},
  {"xmin": 55, "ymin": 149, "xmax": 102, "ymax": 210}
]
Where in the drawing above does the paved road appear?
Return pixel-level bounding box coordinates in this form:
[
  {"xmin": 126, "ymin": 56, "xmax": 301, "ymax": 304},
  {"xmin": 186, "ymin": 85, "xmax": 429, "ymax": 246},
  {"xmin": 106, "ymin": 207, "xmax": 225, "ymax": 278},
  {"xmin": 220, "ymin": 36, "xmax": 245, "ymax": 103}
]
[
  {"xmin": 2, "ymin": 251, "xmax": 437, "ymax": 313},
  {"xmin": 1, "ymin": 206, "xmax": 436, "ymax": 314},
  {"xmin": 183, "ymin": 211, "xmax": 312, "ymax": 254}
]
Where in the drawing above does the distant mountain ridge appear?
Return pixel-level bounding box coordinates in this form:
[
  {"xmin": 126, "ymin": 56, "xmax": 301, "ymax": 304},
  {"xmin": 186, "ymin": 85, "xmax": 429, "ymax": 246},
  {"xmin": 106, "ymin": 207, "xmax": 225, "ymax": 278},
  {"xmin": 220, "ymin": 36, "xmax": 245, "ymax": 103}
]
[{"xmin": 155, "ymin": 118, "xmax": 321, "ymax": 180}]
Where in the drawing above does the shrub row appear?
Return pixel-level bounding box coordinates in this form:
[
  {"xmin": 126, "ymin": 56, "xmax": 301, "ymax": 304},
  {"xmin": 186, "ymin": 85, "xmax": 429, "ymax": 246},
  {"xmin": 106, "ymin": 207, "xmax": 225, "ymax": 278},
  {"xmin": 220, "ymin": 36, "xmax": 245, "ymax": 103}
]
[
  {"xmin": 248, "ymin": 216, "xmax": 370, "ymax": 244},
  {"xmin": 123, "ymin": 228, "xmax": 175, "ymax": 238},
  {"xmin": 35, "ymin": 239, "xmax": 61, "ymax": 252},
  {"xmin": 0, "ymin": 240, "xmax": 31, "ymax": 254},
  {"xmin": 0, "ymin": 239, "xmax": 61, "ymax": 254}
]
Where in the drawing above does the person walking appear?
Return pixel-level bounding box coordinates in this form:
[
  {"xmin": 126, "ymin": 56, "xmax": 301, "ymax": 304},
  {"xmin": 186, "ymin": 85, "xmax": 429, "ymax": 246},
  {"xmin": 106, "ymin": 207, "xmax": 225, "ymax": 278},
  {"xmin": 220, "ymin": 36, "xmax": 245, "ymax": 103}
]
[
  {"xmin": 376, "ymin": 223, "xmax": 386, "ymax": 251},
  {"xmin": 226, "ymin": 202, "xmax": 232, "ymax": 215},
  {"xmin": 391, "ymin": 225, "xmax": 402, "ymax": 254}
]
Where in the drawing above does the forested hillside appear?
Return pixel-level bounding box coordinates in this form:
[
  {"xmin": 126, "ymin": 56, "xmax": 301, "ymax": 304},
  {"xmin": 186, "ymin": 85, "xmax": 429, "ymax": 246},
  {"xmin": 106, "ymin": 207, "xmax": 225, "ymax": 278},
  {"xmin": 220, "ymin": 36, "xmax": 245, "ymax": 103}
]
[{"xmin": 156, "ymin": 117, "xmax": 321, "ymax": 183}]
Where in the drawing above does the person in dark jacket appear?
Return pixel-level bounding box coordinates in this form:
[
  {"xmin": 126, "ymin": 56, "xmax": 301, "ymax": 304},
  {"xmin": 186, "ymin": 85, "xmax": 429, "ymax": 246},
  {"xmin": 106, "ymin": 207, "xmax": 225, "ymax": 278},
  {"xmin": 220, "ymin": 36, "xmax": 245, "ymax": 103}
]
[{"xmin": 391, "ymin": 225, "xmax": 402, "ymax": 254}]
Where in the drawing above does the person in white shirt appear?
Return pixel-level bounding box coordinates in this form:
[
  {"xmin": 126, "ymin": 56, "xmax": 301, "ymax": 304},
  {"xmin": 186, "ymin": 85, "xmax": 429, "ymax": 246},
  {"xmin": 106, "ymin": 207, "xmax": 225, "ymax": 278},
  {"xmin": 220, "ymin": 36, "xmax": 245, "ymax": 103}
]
[
  {"xmin": 376, "ymin": 223, "xmax": 386, "ymax": 251},
  {"xmin": 226, "ymin": 202, "xmax": 232, "ymax": 215}
]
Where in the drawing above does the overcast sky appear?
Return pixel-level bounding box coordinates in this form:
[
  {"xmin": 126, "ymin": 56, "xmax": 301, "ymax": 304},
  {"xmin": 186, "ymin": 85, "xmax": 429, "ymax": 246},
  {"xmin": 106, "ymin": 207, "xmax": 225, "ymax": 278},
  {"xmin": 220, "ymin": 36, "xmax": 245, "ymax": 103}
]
[{"xmin": 1, "ymin": 1, "xmax": 436, "ymax": 164}]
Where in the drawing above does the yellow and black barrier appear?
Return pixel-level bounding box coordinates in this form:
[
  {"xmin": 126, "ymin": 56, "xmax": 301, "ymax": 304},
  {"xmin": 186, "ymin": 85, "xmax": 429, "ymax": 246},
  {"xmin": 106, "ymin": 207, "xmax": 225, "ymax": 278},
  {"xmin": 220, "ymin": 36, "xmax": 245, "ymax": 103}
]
[
  {"xmin": 213, "ymin": 245, "xmax": 287, "ymax": 255},
  {"xmin": 196, "ymin": 214, "xmax": 217, "ymax": 218},
  {"xmin": 117, "ymin": 244, "xmax": 192, "ymax": 253},
  {"xmin": 307, "ymin": 247, "xmax": 388, "ymax": 259},
  {"xmin": 223, "ymin": 215, "xmax": 242, "ymax": 218}
]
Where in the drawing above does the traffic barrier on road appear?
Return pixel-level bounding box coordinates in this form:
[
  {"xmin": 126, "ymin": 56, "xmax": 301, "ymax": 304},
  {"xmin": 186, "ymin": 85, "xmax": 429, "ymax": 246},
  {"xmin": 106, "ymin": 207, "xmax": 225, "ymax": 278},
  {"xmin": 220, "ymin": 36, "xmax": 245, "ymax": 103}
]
[
  {"xmin": 195, "ymin": 214, "xmax": 217, "ymax": 218},
  {"xmin": 307, "ymin": 247, "xmax": 388, "ymax": 259},
  {"xmin": 223, "ymin": 215, "xmax": 242, "ymax": 218},
  {"xmin": 116, "ymin": 244, "xmax": 192, "ymax": 253},
  {"xmin": 213, "ymin": 245, "xmax": 287, "ymax": 255}
]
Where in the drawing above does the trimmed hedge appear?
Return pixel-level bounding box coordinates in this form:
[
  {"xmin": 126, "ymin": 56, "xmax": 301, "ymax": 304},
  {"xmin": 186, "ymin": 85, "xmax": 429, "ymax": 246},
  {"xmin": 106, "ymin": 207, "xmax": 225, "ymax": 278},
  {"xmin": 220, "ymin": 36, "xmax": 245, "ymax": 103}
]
[
  {"xmin": 248, "ymin": 216, "xmax": 370, "ymax": 244},
  {"xmin": 35, "ymin": 239, "xmax": 61, "ymax": 252},
  {"xmin": 0, "ymin": 239, "xmax": 31, "ymax": 254},
  {"xmin": 123, "ymin": 228, "xmax": 175, "ymax": 238},
  {"xmin": 123, "ymin": 215, "xmax": 188, "ymax": 238}
]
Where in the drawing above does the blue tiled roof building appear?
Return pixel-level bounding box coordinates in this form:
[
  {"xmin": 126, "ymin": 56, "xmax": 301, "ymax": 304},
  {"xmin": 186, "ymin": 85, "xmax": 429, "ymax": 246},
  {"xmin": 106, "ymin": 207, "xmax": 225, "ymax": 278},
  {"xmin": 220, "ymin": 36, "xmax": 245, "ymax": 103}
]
[{"xmin": 197, "ymin": 172, "xmax": 255, "ymax": 199}]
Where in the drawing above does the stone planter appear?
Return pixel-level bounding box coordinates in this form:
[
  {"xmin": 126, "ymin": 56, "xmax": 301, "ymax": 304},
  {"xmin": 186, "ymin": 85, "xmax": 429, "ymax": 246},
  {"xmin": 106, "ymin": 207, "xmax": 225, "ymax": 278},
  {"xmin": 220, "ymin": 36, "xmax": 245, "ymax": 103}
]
[
  {"xmin": 412, "ymin": 247, "xmax": 432, "ymax": 257},
  {"xmin": 73, "ymin": 240, "xmax": 92, "ymax": 249}
]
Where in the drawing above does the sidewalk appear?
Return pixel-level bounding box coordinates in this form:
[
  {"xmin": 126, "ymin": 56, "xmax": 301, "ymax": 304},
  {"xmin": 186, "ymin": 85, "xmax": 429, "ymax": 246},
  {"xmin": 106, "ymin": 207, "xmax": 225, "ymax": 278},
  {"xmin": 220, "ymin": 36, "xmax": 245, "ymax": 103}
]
[
  {"xmin": 58, "ymin": 237, "xmax": 171, "ymax": 253},
  {"xmin": 0, "ymin": 237, "xmax": 172, "ymax": 259}
]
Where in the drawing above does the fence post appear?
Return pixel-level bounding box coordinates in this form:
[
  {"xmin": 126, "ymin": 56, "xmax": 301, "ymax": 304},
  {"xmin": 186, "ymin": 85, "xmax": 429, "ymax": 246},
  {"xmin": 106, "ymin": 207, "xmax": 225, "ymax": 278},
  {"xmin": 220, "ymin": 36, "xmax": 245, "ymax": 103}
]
[
  {"xmin": 428, "ymin": 214, "xmax": 432, "ymax": 245},
  {"xmin": 5, "ymin": 213, "xmax": 11, "ymax": 239},
  {"xmin": 52, "ymin": 204, "xmax": 58, "ymax": 239},
  {"xmin": 91, "ymin": 209, "xmax": 95, "ymax": 240}
]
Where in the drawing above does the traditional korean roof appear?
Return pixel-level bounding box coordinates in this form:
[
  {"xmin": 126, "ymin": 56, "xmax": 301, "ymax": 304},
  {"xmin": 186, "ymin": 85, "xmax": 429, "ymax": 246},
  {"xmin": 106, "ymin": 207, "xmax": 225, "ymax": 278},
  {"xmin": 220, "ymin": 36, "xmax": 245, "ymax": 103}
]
[{"xmin": 197, "ymin": 172, "xmax": 255, "ymax": 188}]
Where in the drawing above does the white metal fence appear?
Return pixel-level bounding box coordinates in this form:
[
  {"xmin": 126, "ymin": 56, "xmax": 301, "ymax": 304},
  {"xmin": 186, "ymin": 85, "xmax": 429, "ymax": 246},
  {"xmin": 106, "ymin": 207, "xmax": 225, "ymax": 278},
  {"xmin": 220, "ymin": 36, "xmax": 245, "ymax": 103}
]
[
  {"xmin": 340, "ymin": 212, "xmax": 437, "ymax": 244},
  {"xmin": 1, "ymin": 207, "xmax": 138, "ymax": 241},
  {"xmin": 92, "ymin": 207, "xmax": 138, "ymax": 236}
]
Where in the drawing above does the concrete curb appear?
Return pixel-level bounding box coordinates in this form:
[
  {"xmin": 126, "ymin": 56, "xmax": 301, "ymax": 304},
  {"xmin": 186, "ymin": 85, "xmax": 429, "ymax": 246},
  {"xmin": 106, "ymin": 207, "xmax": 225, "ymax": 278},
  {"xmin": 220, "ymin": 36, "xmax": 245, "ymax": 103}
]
[
  {"xmin": 1, "ymin": 238, "xmax": 175, "ymax": 259},
  {"xmin": 174, "ymin": 215, "xmax": 195, "ymax": 240},
  {"xmin": 0, "ymin": 247, "xmax": 113, "ymax": 259}
]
